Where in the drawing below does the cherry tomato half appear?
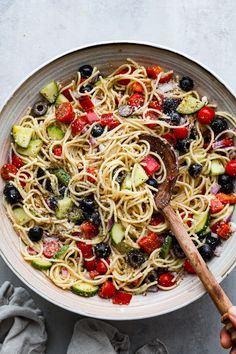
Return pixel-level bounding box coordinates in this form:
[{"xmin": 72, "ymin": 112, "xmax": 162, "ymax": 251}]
[
  {"xmin": 197, "ymin": 106, "xmax": 215, "ymax": 125},
  {"xmin": 1, "ymin": 164, "xmax": 18, "ymax": 181},
  {"xmin": 173, "ymin": 127, "xmax": 189, "ymax": 140},
  {"xmin": 158, "ymin": 273, "xmax": 175, "ymax": 287},
  {"xmin": 225, "ymin": 160, "xmax": 236, "ymax": 177}
]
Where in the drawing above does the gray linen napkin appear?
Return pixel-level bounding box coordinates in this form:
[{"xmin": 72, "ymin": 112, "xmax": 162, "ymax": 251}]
[
  {"xmin": 0, "ymin": 282, "xmax": 168, "ymax": 354},
  {"xmin": 0, "ymin": 281, "xmax": 47, "ymax": 354},
  {"xmin": 67, "ymin": 318, "xmax": 168, "ymax": 354}
]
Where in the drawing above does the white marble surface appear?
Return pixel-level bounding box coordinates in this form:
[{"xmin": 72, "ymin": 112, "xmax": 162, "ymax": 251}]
[{"xmin": 0, "ymin": 1, "xmax": 236, "ymax": 353}]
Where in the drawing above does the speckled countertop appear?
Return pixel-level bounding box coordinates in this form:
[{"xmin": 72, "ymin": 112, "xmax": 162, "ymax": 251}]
[{"xmin": 0, "ymin": 1, "xmax": 236, "ymax": 353}]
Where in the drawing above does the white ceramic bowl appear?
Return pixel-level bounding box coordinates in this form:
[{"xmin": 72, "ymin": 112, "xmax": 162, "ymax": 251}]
[{"xmin": 0, "ymin": 42, "xmax": 236, "ymax": 320}]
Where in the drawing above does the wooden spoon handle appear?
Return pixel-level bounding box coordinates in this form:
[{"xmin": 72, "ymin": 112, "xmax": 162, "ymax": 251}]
[{"xmin": 163, "ymin": 204, "xmax": 236, "ymax": 342}]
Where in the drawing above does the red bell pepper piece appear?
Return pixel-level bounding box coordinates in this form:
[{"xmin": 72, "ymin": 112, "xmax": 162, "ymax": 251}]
[
  {"xmin": 71, "ymin": 117, "xmax": 87, "ymax": 135},
  {"xmin": 112, "ymin": 291, "xmax": 132, "ymax": 305},
  {"xmin": 86, "ymin": 111, "xmax": 99, "ymax": 124},
  {"xmin": 215, "ymin": 193, "xmax": 236, "ymax": 205},
  {"xmin": 1, "ymin": 164, "xmax": 18, "ymax": 181},
  {"xmin": 138, "ymin": 232, "xmax": 161, "ymax": 255},
  {"xmin": 96, "ymin": 259, "xmax": 110, "ymax": 274},
  {"xmin": 61, "ymin": 87, "xmax": 73, "ymax": 101},
  {"xmin": 162, "ymin": 132, "xmax": 177, "ymax": 146},
  {"xmin": 173, "ymin": 127, "xmax": 189, "ymax": 140},
  {"xmin": 148, "ymin": 100, "xmax": 162, "ymax": 111},
  {"xmin": 77, "ymin": 241, "xmax": 93, "ymax": 258},
  {"xmin": 144, "ymin": 111, "xmax": 159, "ymax": 129},
  {"xmin": 158, "ymin": 273, "xmax": 175, "ymax": 287},
  {"xmin": 141, "ymin": 155, "xmax": 160, "ymax": 175},
  {"xmin": 210, "ymin": 198, "xmax": 224, "ymax": 214},
  {"xmin": 216, "ymin": 222, "xmax": 232, "ymax": 239},
  {"xmin": 132, "ymin": 82, "xmax": 144, "ymax": 93},
  {"xmin": 78, "ymin": 96, "xmax": 94, "ymax": 112},
  {"xmin": 89, "ymin": 270, "xmax": 99, "ymax": 279},
  {"xmin": 86, "ymin": 167, "xmax": 96, "ymax": 183},
  {"xmin": 184, "ymin": 259, "xmax": 195, "ymax": 274},
  {"xmin": 99, "ymin": 280, "xmax": 117, "ymax": 298},
  {"xmin": 84, "ymin": 259, "xmax": 97, "ymax": 271}
]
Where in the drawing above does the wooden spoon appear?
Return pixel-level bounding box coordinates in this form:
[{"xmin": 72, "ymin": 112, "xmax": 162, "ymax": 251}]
[{"xmin": 140, "ymin": 134, "xmax": 236, "ymax": 341}]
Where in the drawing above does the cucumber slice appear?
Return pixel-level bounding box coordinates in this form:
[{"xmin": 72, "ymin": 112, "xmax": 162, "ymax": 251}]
[
  {"xmin": 55, "ymin": 197, "xmax": 73, "ymax": 219},
  {"xmin": 55, "ymin": 93, "xmax": 69, "ymax": 106},
  {"xmin": 111, "ymin": 222, "xmax": 125, "ymax": 244},
  {"xmin": 17, "ymin": 139, "xmax": 43, "ymax": 157},
  {"xmin": 13, "ymin": 207, "xmax": 31, "ymax": 225},
  {"xmin": 47, "ymin": 125, "xmax": 65, "ymax": 140},
  {"xmin": 176, "ymin": 95, "xmax": 204, "ymax": 115},
  {"xmin": 223, "ymin": 205, "xmax": 234, "ymax": 222},
  {"xmin": 71, "ymin": 282, "xmax": 99, "ymax": 297},
  {"xmin": 40, "ymin": 81, "xmax": 59, "ymax": 103},
  {"xmin": 114, "ymin": 241, "xmax": 133, "ymax": 254},
  {"xmin": 12, "ymin": 126, "xmax": 34, "ymax": 148},
  {"xmin": 197, "ymin": 226, "xmax": 211, "ymax": 240},
  {"xmin": 31, "ymin": 259, "xmax": 52, "ymax": 270},
  {"xmin": 51, "ymin": 168, "xmax": 71, "ymax": 186},
  {"xmin": 193, "ymin": 210, "xmax": 210, "ymax": 234},
  {"xmin": 54, "ymin": 245, "xmax": 69, "ymax": 259},
  {"xmin": 160, "ymin": 235, "xmax": 172, "ymax": 258},
  {"xmin": 133, "ymin": 163, "xmax": 148, "ymax": 187},
  {"xmin": 121, "ymin": 174, "xmax": 132, "ymax": 190},
  {"xmin": 210, "ymin": 160, "xmax": 225, "ymax": 176}
]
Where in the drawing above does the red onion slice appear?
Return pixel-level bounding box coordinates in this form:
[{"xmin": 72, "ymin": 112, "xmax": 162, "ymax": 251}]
[{"xmin": 210, "ymin": 183, "xmax": 221, "ymax": 194}]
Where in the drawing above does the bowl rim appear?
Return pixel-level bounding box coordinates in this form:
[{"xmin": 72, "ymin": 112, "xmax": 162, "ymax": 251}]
[{"xmin": 1, "ymin": 40, "xmax": 236, "ymax": 320}]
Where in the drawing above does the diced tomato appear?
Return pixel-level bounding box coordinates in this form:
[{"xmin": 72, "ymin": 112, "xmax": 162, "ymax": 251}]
[
  {"xmin": 225, "ymin": 160, "xmax": 236, "ymax": 177},
  {"xmin": 158, "ymin": 273, "xmax": 175, "ymax": 287},
  {"xmin": 197, "ymin": 106, "xmax": 215, "ymax": 125},
  {"xmin": 159, "ymin": 71, "xmax": 174, "ymax": 84},
  {"xmin": 80, "ymin": 221, "xmax": 99, "ymax": 239},
  {"xmin": 76, "ymin": 241, "xmax": 93, "ymax": 258},
  {"xmin": 141, "ymin": 155, "xmax": 160, "ymax": 176},
  {"xmin": 86, "ymin": 111, "xmax": 99, "ymax": 124},
  {"xmin": 1, "ymin": 164, "xmax": 18, "ymax": 181},
  {"xmin": 43, "ymin": 239, "xmax": 60, "ymax": 258},
  {"xmin": 215, "ymin": 193, "xmax": 236, "ymax": 205},
  {"xmin": 89, "ymin": 270, "xmax": 99, "ymax": 279},
  {"xmin": 148, "ymin": 100, "xmax": 162, "ymax": 111},
  {"xmin": 84, "ymin": 259, "xmax": 97, "ymax": 271},
  {"xmin": 150, "ymin": 213, "xmax": 165, "ymax": 226},
  {"xmin": 100, "ymin": 113, "xmax": 120, "ymax": 130},
  {"xmin": 174, "ymin": 127, "xmax": 189, "ymax": 140},
  {"xmin": 96, "ymin": 259, "xmax": 110, "ymax": 274},
  {"xmin": 61, "ymin": 87, "xmax": 73, "ymax": 101},
  {"xmin": 128, "ymin": 93, "xmax": 145, "ymax": 108},
  {"xmin": 56, "ymin": 102, "xmax": 75, "ymax": 124},
  {"xmin": 146, "ymin": 65, "xmax": 163, "ymax": 79},
  {"xmin": 99, "ymin": 280, "xmax": 117, "ymax": 298},
  {"xmin": 210, "ymin": 198, "xmax": 224, "ymax": 214},
  {"xmin": 184, "ymin": 259, "xmax": 195, "ymax": 274},
  {"xmin": 180, "ymin": 212, "xmax": 193, "ymax": 227},
  {"xmin": 116, "ymin": 68, "xmax": 132, "ymax": 85},
  {"xmin": 144, "ymin": 111, "xmax": 159, "ymax": 129},
  {"xmin": 112, "ymin": 291, "xmax": 132, "ymax": 305},
  {"xmin": 216, "ymin": 222, "xmax": 232, "ymax": 239},
  {"xmin": 71, "ymin": 117, "xmax": 87, "ymax": 135},
  {"xmin": 86, "ymin": 167, "xmax": 96, "ymax": 183},
  {"xmin": 78, "ymin": 96, "xmax": 94, "ymax": 112},
  {"xmin": 132, "ymin": 82, "xmax": 144, "ymax": 93},
  {"xmin": 162, "ymin": 132, "xmax": 177, "ymax": 146},
  {"xmin": 210, "ymin": 221, "xmax": 223, "ymax": 234},
  {"xmin": 138, "ymin": 232, "xmax": 161, "ymax": 255},
  {"xmin": 53, "ymin": 146, "xmax": 62, "ymax": 156},
  {"xmin": 12, "ymin": 154, "xmax": 24, "ymax": 168}
]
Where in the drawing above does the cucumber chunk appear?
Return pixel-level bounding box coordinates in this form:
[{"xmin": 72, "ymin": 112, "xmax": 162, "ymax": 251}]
[
  {"xmin": 133, "ymin": 163, "xmax": 148, "ymax": 187},
  {"xmin": 12, "ymin": 126, "xmax": 34, "ymax": 148},
  {"xmin": 51, "ymin": 168, "xmax": 71, "ymax": 186},
  {"xmin": 176, "ymin": 95, "xmax": 204, "ymax": 115},
  {"xmin": 111, "ymin": 222, "xmax": 125, "ymax": 244},
  {"xmin": 223, "ymin": 205, "xmax": 234, "ymax": 222},
  {"xmin": 210, "ymin": 160, "xmax": 225, "ymax": 176},
  {"xmin": 71, "ymin": 282, "xmax": 99, "ymax": 297},
  {"xmin": 47, "ymin": 125, "xmax": 65, "ymax": 140},
  {"xmin": 55, "ymin": 93, "xmax": 69, "ymax": 106},
  {"xmin": 121, "ymin": 174, "xmax": 132, "ymax": 190},
  {"xmin": 17, "ymin": 139, "xmax": 43, "ymax": 157},
  {"xmin": 54, "ymin": 245, "xmax": 69, "ymax": 259},
  {"xmin": 193, "ymin": 210, "xmax": 210, "ymax": 234},
  {"xmin": 197, "ymin": 226, "xmax": 211, "ymax": 240},
  {"xmin": 55, "ymin": 197, "xmax": 73, "ymax": 219},
  {"xmin": 160, "ymin": 235, "xmax": 172, "ymax": 258},
  {"xmin": 114, "ymin": 241, "xmax": 133, "ymax": 254},
  {"xmin": 40, "ymin": 81, "xmax": 59, "ymax": 103},
  {"xmin": 31, "ymin": 259, "xmax": 52, "ymax": 270},
  {"xmin": 13, "ymin": 207, "xmax": 31, "ymax": 225}
]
